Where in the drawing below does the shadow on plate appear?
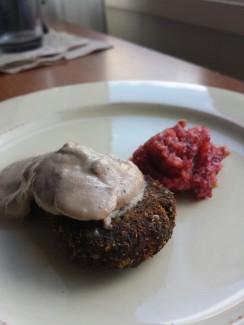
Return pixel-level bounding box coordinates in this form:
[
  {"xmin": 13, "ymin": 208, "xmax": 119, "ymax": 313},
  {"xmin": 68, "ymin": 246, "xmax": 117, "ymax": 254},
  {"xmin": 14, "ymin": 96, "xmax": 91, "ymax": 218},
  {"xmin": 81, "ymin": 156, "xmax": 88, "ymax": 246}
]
[{"xmin": 0, "ymin": 205, "xmax": 174, "ymax": 298}]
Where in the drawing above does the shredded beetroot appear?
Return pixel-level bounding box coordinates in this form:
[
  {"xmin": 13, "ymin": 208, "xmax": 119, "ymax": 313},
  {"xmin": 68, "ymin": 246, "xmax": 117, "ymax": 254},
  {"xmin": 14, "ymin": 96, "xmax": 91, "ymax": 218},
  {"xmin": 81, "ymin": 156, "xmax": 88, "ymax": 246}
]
[{"xmin": 131, "ymin": 120, "xmax": 230, "ymax": 199}]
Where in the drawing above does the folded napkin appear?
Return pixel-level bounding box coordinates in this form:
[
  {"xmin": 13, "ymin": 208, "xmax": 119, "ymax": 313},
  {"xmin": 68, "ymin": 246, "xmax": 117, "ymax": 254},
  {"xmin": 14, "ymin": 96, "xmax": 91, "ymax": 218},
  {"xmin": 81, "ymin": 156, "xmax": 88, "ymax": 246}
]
[{"xmin": 0, "ymin": 30, "xmax": 112, "ymax": 74}]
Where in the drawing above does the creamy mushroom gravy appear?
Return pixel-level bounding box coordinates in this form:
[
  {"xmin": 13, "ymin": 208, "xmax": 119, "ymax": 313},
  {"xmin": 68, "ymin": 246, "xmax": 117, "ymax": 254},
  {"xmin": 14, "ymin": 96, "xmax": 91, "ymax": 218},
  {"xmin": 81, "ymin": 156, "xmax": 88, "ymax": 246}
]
[{"xmin": 0, "ymin": 143, "xmax": 145, "ymax": 227}]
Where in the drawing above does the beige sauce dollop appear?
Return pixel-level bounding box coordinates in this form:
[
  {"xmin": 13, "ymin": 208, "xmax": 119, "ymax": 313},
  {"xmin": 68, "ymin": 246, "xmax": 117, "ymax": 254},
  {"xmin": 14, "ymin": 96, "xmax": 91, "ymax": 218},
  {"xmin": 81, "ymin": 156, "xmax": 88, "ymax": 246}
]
[{"xmin": 0, "ymin": 143, "xmax": 145, "ymax": 227}]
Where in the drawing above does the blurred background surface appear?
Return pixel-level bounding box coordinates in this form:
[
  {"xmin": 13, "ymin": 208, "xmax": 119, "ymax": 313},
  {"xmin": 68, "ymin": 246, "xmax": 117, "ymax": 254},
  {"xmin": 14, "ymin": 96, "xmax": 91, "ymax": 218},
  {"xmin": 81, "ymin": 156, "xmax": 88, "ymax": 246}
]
[{"xmin": 2, "ymin": 0, "xmax": 243, "ymax": 81}]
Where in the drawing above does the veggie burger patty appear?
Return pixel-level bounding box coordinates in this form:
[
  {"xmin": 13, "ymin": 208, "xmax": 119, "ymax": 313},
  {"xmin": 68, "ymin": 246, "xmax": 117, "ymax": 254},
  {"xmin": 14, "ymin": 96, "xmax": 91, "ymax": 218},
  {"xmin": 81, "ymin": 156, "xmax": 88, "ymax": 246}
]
[{"xmin": 49, "ymin": 176, "xmax": 176, "ymax": 270}]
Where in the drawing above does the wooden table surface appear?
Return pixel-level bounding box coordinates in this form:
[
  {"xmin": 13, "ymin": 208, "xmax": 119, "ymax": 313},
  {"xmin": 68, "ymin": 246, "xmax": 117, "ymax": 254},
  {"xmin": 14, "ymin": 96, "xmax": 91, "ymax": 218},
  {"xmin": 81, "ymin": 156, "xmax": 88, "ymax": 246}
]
[{"xmin": 0, "ymin": 22, "xmax": 244, "ymax": 102}]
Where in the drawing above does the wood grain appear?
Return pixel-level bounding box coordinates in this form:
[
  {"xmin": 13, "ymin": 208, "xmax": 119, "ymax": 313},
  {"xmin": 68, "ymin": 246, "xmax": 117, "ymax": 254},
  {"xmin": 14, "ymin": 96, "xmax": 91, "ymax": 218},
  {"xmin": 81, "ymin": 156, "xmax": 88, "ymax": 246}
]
[{"xmin": 0, "ymin": 22, "xmax": 243, "ymax": 102}]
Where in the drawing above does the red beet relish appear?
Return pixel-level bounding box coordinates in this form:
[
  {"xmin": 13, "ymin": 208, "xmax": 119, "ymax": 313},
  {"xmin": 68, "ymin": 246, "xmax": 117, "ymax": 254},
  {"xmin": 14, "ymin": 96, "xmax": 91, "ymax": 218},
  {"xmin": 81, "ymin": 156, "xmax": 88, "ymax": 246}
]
[{"xmin": 131, "ymin": 120, "xmax": 230, "ymax": 199}]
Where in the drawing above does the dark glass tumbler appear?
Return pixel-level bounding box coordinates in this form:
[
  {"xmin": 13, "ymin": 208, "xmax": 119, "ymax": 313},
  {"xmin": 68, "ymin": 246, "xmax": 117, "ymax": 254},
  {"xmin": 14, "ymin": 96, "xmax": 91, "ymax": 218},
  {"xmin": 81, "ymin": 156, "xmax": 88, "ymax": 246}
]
[{"xmin": 0, "ymin": 0, "xmax": 43, "ymax": 52}]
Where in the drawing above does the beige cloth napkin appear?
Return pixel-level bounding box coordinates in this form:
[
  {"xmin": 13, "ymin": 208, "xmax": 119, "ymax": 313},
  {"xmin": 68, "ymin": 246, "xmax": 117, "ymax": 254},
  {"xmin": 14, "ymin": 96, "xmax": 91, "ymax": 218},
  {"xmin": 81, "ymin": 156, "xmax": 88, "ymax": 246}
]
[{"xmin": 0, "ymin": 30, "xmax": 112, "ymax": 74}]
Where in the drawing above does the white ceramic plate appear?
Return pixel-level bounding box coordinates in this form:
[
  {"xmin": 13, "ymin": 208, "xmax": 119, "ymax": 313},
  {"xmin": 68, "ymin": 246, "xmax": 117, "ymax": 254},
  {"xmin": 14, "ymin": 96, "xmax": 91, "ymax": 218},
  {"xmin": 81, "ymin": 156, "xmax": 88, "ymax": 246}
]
[{"xmin": 0, "ymin": 81, "xmax": 243, "ymax": 325}]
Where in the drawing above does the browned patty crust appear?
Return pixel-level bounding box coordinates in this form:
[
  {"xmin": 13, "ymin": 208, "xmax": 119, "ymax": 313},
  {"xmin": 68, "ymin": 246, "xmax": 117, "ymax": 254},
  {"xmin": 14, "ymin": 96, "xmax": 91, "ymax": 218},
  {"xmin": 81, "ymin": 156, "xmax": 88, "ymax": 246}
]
[{"xmin": 49, "ymin": 176, "xmax": 176, "ymax": 269}]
